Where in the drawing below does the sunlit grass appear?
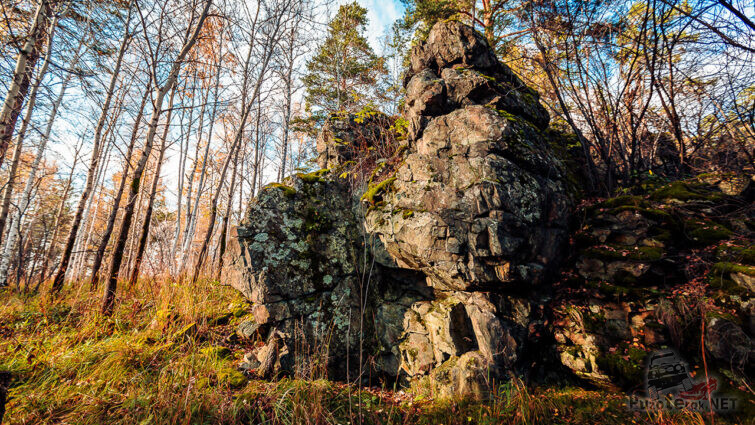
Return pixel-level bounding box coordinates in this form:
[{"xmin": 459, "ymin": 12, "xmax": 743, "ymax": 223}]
[{"xmin": 0, "ymin": 280, "xmax": 748, "ymax": 424}]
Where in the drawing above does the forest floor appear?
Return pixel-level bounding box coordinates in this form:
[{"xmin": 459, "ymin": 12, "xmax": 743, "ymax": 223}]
[{"xmin": 0, "ymin": 281, "xmax": 749, "ymax": 425}]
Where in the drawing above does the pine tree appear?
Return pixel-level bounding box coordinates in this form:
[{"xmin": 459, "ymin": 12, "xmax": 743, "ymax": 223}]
[{"xmin": 303, "ymin": 2, "xmax": 385, "ymax": 117}]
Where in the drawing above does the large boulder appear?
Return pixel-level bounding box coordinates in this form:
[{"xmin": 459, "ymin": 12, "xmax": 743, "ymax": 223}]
[{"xmin": 224, "ymin": 171, "xmax": 433, "ymax": 380}]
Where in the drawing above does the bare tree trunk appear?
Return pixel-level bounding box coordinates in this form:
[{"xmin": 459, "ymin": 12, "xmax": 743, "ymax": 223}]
[
  {"xmin": 0, "ymin": 15, "xmax": 59, "ymax": 246},
  {"xmin": 89, "ymin": 84, "xmax": 150, "ymax": 289},
  {"xmin": 190, "ymin": 33, "xmax": 283, "ymax": 283},
  {"xmin": 277, "ymin": 23, "xmax": 296, "ymax": 181},
  {"xmin": 37, "ymin": 140, "xmax": 82, "ymax": 286},
  {"xmin": 215, "ymin": 147, "xmax": 238, "ymax": 280},
  {"xmin": 0, "ymin": 0, "xmax": 58, "ymax": 167},
  {"xmin": 50, "ymin": 2, "xmax": 133, "ymax": 294},
  {"xmin": 101, "ymin": 0, "xmax": 213, "ymax": 315},
  {"xmin": 68, "ymin": 140, "xmax": 113, "ymax": 282},
  {"xmin": 127, "ymin": 86, "xmax": 175, "ymax": 287},
  {"xmin": 176, "ymin": 18, "xmax": 228, "ymax": 278},
  {"xmin": 170, "ymin": 76, "xmax": 196, "ymax": 274}
]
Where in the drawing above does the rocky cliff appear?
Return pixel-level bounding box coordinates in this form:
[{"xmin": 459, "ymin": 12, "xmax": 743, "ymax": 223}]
[{"xmin": 222, "ymin": 21, "xmax": 754, "ymax": 400}]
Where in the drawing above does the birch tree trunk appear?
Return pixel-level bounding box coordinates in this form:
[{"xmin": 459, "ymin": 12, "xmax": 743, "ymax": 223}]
[
  {"xmin": 36, "ymin": 140, "xmax": 82, "ymax": 287},
  {"xmin": 0, "ymin": 15, "xmax": 59, "ymax": 247},
  {"xmin": 189, "ymin": 13, "xmax": 286, "ymax": 282},
  {"xmin": 0, "ymin": 40, "xmax": 81, "ymax": 287},
  {"xmin": 0, "ymin": 0, "xmax": 58, "ymax": 167},
  {"xmin": 215, "ymin": 147, "xmax": 238, "ymax": 280}
]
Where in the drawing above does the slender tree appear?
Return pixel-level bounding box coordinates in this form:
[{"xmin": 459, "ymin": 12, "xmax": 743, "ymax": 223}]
[{"xmin": 50, "ymin": 1, "xmax": 134, "ymax": 293}]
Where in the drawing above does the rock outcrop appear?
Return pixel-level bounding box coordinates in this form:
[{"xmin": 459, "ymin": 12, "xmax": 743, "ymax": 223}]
[
  {"xmin": 222, "ymin": 173, "xmax": 364, "ymax": 377},
  {"xmin": 222, "ymin": 19, "xmax": 754, "ymax": 400},
  {"xmin": 223, "ymin": 169, "xmax": 433, "ymax": 379},
  {"xmin": 223, "ymin": 20, "xmax": 573, "ymax": 397}
]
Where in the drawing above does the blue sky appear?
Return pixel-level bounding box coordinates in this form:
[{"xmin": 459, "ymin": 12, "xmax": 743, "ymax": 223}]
[{"xmin": 344, "ymin": 0, "xmax": 405, "ymax": 51}]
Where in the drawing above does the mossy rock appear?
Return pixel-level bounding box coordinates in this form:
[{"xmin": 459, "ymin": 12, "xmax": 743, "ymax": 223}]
[
  {"xmin": 684, "ymin": 219, "xmax": 733, "ymax": 245},
  {"xmin": 711, "ymin": 262, "xmax": 755, "ymax": 277},
  {"xmin": 595, "ymin": 347, "xmax": 647, "ymax": 386},
  {"xmin": 582, "ymin": 245, "xmax": 664, "ymax": 262},
  {"xmin": 361, "ymin": 177, "xmax": 397, "ymax": 204},
  {"xmin": 608, "ymin": 205, "xmax": 675, "ymax": 224},
  {"xmin": 296, "ymin": 168, "xmax": 330, "ymax": 184},
  {"xmin": 704, "ymin": 308, "xmax": 743, "ymax": 325},
  {"xmin": 708, "ymin": 262, "xmax": 755, "ymax": 297},
  {"xmin": 649, "ymin": 181, "xmax": 725, "ymax": 202},
  {"xmin": 716, "ymin": 244, "xmax": 755, "ymax": 265}
]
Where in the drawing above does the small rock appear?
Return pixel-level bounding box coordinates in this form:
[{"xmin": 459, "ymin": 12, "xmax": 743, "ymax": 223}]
[{"xmin": 237, "ymin": 318, "xmax": 261, "ymax": 340}]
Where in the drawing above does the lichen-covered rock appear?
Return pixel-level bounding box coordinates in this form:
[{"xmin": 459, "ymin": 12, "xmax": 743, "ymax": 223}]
[
  {"xmin": 223, "ymin": 173, "xmax": 363, "ymax": 377},
  {"xmin": 424, "ymin": 351, "xmax": 498, "ymax": 400},
  {"xmin": 237, "ymin": 318, "xmax": 262, "ymax": 340},
  {"xmin": 229, "ymin": 19, "xmax": 572, "ymax": 396},
  {"xmin": 705, "ymin": 318, "xmax": 754, "ymax": 376},
  {"xmin": 225, "ymin": 16, "xmax": 754, "ymax": 400},
  {"xmin": 405, "ymin": 21, "xmax": 549, "ymax": 133},
  {"xmin": 357, "ymin": 21, "xmax": 574, "ymax": 396}
]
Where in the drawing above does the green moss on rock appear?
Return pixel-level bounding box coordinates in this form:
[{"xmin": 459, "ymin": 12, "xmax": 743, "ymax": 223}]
[
  {"xmin": 583, "ymin": 245, "xmax": 664, "ymax": 262},
  {"xmin": 650, "ymin": 181, "xmax": 724, "ymax": 202},
  {"xmin": 711, "ymin": 262, "xmax": 755, "ymax": 277},
  {"xmin": 596, "ymin": 347, "xmax": 647, "ymax": 386},
  {"xmin": 685, "ymin": 220, "xmax": 733, "ymax": 245},
  {"xmin": 716, "ymin": 244, "xmax": 755, "ymax": 265},
  {"xmin": 296, "ymin": 168, "xmax": 330, "ymax": 183},
  {"xmin": 361, "ymin": 177, "xmax": 397, "ymax": 204},
  {"xmin": 264, "ymin": 183, "xmax": 296, "ymax": 197},
  {"xmin": 201, "ymin": 346, "xmax": 233, "ymax": 359}
]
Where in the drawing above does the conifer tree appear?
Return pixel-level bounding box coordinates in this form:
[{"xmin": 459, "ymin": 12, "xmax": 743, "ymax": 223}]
[{"xmin": 303, "ymin": 1, "xmax": 385, "ymax": 118}]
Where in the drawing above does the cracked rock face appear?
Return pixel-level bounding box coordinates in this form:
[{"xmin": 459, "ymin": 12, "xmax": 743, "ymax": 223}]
[{"xmin": 365, "ymin": 21, "xmax": 572, "ymax": 292}]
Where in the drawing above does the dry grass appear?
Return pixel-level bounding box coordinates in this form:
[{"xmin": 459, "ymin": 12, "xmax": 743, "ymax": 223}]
[{"xmin": 0, "ymin": 279, "xmax": 748, "ymax": 425}]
